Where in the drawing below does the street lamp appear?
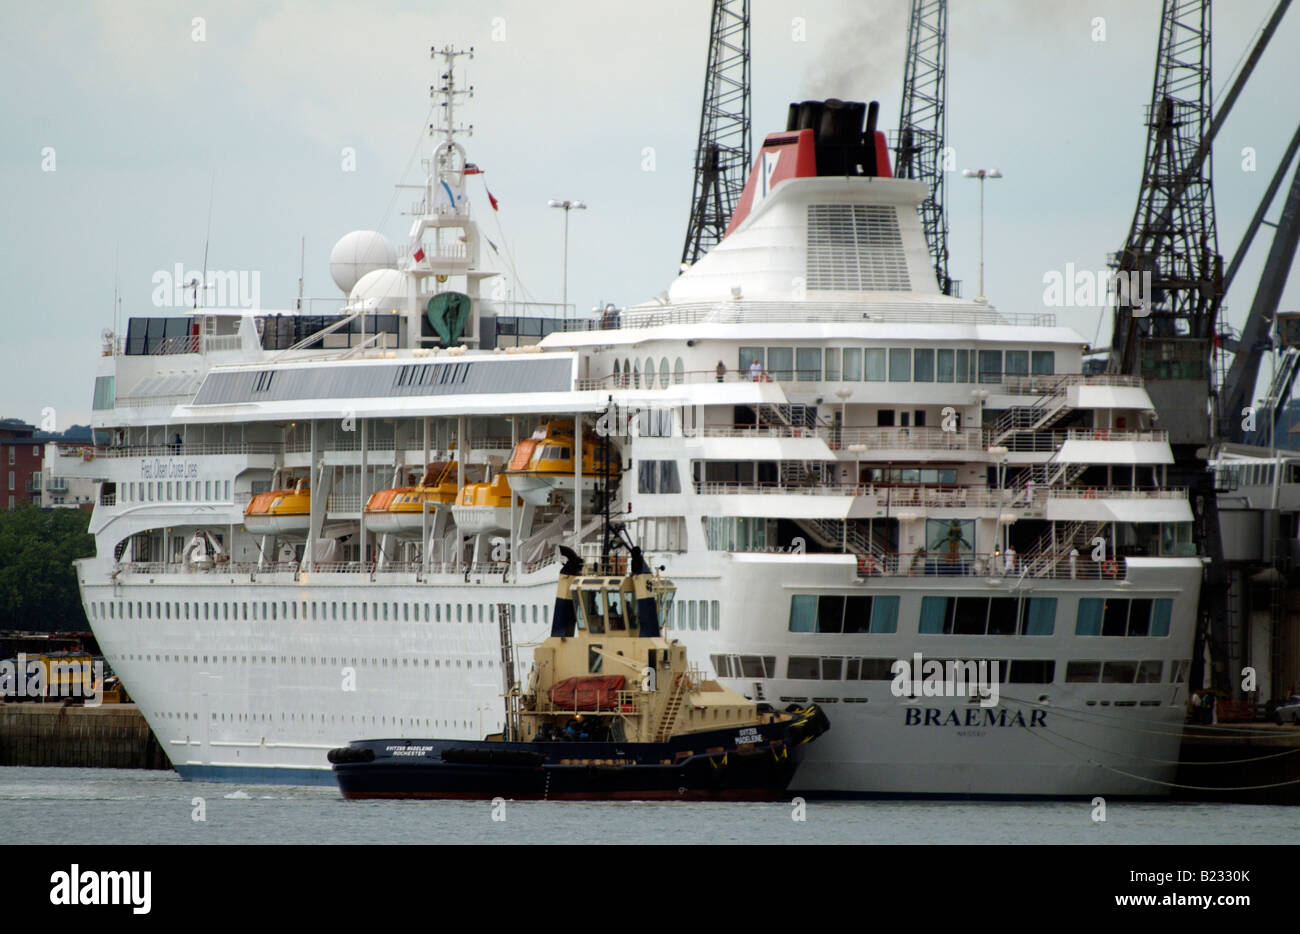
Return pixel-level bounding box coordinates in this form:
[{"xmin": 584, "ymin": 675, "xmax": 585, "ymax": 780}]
[
  {"xmin": 961, "ymin": 168, "xmax": 1002, "ymax": 302},
  {"xmin": 548, "ymin": 199, "xmax": 586, "ymax": 320}
]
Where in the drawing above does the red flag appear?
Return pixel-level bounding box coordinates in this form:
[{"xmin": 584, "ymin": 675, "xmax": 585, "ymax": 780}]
[
  {"xmin": 486, "ymin": 189, "xmax": 499, "ymax": 211},
  {"xmin": 412, "ymin": 243, "xmax": 425, "ymax": 262},
  {"xmin": 463, "ymin": 163, "xmax": 483, "ymax": 175}
]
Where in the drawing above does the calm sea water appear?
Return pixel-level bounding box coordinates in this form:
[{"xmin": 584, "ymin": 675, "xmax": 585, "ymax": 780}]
[{"xmin": 1, "ymin": 766, "xmax": 1296, "ymax": 844}]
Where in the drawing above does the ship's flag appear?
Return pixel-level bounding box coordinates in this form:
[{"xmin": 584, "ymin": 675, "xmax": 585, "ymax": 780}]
[
  {"xmin": 412, "ymin": 243, "xmax": 425, "ymax": 262},
  {"xmin": 486, "ymin": 189, "xmax": 500, "ymax": 211},
  {"xmin": 464, "ymin": 163, "xmax": 484, "ymax": 175}
]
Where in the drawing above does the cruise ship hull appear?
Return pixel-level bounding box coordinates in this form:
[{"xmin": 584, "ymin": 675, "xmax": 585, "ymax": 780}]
[{"xmin": 78, "ymin": 553, "xmax": 1200, "ymax": 798}]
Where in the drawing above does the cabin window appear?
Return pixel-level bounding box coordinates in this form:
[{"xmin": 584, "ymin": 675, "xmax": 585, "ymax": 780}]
[
  {"xmin": 659, "ymin": 358, "xmax": 670, "ymax": 387},
  {"xmin": 767, "ymin": 347, "xmax": 793, "ymax": 380},
  {"xmin": 1076, "ymin": 598, "xmax": 1171, "ymax": 637},
  {"xmin": 888, "ymin": 348, "xmax": 911, "ymax": 382},
  {"xmin": 1004, "ymin": 350, "xmax": 1029, "ymax": 377},
  {"xmin": 1031, "ymin": 351, "xmax": 1055, "ymax": 375},
  {"xmin": 913, "ymin": 349, "xmax": 935, "ymax": 382},
  {"xmin": 978, "ymin": 350, "xmax": 1002, "ymax": 383},
  {"xmin": 842, "ymin": 347, "xmax": 862, "ymax": 381},
  {"xmin": 954, "ymin": 349, "xmax": 970, "ymax": 382},
  {"xmin": 1007, "ymin": 660, "xmax": 1055, "ymax": 684},
  {"xmin": 674, "ymin": 358, "xmax": 684, "ymax": 385},
  {"xmin": 579, "ymin": 590, "xmax": 604, "ymax": 634},
  {"xmin": 796, "ymin": 347, "xmax": 821, "ymax": 381},
  {"xmin": 788, "ymin": 656, "xmax": 821, "ymax": 679},
  {"xmin": 711, "ymin": 600, "xmax": 720, "ymax": 631},
  {"xmin": 864, "ymin": 348, "xmax": 886, "ymax": 382},
  {"xmin": 936, "ymin": 348, "xmax": 955, "ymax": 382},
  {"xmin": 588, "ymin": 644, "xmax": 603, "ymax": 674},
  {"xmin": 824, "ymin": 348, "xmax": 841, "ymax": 381},
  {"xmin": 606, "ymin": 591, "xmax": 626, "ymax": 630},
  {"xmin": 1020, "ymin": 598, "xmax": 1056, "ymax": 635},
  {"xmin": 632, "ymin": 359, "xmax": 641, "ymax": 388}
]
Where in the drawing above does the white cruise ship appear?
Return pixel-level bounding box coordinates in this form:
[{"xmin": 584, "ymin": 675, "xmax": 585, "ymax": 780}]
[{"xmin": 61, "ymin": 59, "xmax": 1203, "ymax": 796}]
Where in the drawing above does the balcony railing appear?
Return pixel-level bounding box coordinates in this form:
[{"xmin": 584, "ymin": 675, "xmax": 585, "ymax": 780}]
[
  {"xmin": 998, "ymin": 428, "xmax": 1169, "ymax": 452},
  {"xmin": 694, "ymin": 481, "xmax": 1186, "ymax": 505},
  {"xmin": 61, "ymin": 442, "xmax": 283, "ymax": 459},
  {"xmin": 112, "ymin": 554, "xmax": 559, "ymax": 579},
  {"xmin": 555, "ymin": 301, "xmax": 1058, "ymax": 332},
  {"xmin": 838, "ymin": 551, "xmax": 1130, "ymax": 581}
]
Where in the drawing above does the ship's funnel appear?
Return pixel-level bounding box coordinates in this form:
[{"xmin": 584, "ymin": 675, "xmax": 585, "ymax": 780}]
[
  {"xmin": 723, "ymin": 98, "xmax": 893, "ymax": 238},
  {"xmin": 550, "ymin": 545, "xmax": 584, "ymax": 637}
]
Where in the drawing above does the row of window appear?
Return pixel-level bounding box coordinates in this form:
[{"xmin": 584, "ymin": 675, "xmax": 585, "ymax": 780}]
[
  {"xmin": 6, "ymin": 446, "xmax": 41, "ymax": 464},
  {"xmin": 612, "ymin": 357, "xmax": 685, "ymax": 390},
  {"xmin": 93, "ymin": 598, "xmax": 552, "ymax": 627},
  {"xmin": 664, "ymin": 599, "xmax": 720, "ymax": 632},
  {"xmin": 787, "ymin": 595, "xmax": 1174, "ymax": 638},
  {"xmin": 738, "ymin": 347, "xmax": 1056, "ymax": 383},
  {"xmin": 789, "ymin": 595, "xmax": 900, "ymax": 634},
  {"xmin": 637, "ymin": 460, "xmax": 682, "ymax": 494},
  {"xmin": 121, "ymin": 652, "xmax": 492, "ymax": 671},
  {"xmin": 748, "ymin": 655, "xmax": 1186, "ymax": 685},
  {"xmin": 120, "ymin": 479, "xmax": 232, "ymax": 504}
]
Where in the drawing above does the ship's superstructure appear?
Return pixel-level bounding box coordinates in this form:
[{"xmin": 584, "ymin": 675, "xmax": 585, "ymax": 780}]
[{"xmin": 61, "ymin": 72, "xmax": 1202, "ymax": 795}]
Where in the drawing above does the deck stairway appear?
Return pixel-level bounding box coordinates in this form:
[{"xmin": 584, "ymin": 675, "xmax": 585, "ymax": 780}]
[{"xmin": 990, "ymin": 384, "xmax": 1073, "ymax": 446}]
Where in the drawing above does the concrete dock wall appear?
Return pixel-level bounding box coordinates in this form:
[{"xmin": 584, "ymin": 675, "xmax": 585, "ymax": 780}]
[{"xmin": 0, "ymin": 703, "xmax": 170, "ymax": 770}]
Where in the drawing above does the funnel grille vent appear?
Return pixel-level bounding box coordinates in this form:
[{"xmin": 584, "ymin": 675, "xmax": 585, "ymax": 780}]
[{"xmin": 806, "ymin": 204, "xmax": 910, "ymax": 291}]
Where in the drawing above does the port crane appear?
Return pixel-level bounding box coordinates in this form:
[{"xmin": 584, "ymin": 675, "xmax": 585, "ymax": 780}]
[{"xmin": 681, "ymin": 0, "xmax": 751, "ymax": 268}]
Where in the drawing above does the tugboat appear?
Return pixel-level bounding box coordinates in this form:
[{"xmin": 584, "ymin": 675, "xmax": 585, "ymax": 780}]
[{"xmin": 328, "ymin": 542, "xmax": 829, "ymax": 800}]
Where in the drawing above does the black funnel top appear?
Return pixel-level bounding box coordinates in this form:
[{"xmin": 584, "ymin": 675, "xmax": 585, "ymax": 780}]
[{"xmin": 784, "ymin": 98, "xmax": 879, "ymax": 177}]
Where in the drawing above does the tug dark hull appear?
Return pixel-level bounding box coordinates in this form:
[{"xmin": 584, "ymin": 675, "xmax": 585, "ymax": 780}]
[{"xmin": 329, "ymin": 707, "xmax": 828, "ymax": 801}]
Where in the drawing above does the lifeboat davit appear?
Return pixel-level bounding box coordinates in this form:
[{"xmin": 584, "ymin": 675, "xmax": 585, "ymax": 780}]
[
  {"xmin": 363, "ymin": 462, "xmax": 459, "ymax": 538},
  {"xmin": 450, "ymin": 474, "xmax": 515, "ymax": 534},
  {"xmin": 244, "ymin": 479, "xmax": 311, "ymax": 536},
  {"xmin": 502, "ymin": 420, "xmax": 619, "ymax": 507}
]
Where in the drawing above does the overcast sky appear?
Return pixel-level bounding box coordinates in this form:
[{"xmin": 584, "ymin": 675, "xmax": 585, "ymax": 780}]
[{"xmin": 2, "ymin": 0, "xmax": 1298, "ymax": 428}]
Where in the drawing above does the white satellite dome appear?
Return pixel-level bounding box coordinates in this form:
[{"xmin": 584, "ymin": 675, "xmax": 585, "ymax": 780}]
[
  {"xmin": 348, "ymin": 268, "xmax": 407, "ymax": 313},
  {"xmin": 329, "ymin": 230, "xmax": 397, "ymax": 294}
]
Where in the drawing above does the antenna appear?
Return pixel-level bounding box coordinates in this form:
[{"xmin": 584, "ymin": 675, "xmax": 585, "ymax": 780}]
[
  {"xmin": 428, "ymin": 45, "xmax": 475, "ymax": 146},
  {"xmin": 198, "ymin": 171, "xmax": 215, "ymax": 309},
  {"xmin": 297, "ymin": 236, "xmax": 305, "ymax": 311}
]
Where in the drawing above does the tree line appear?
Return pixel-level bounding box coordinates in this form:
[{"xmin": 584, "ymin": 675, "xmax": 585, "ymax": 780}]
[{"xmin": 0, "ymin": 506, "xmax": 94, "ymax": 631}]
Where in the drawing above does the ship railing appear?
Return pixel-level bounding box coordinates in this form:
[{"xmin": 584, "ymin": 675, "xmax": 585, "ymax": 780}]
[
  {"xmin": 998, "ymin": 373, "xmax": 1143, "ymax": 395},
  {"xmin": 688, "ymin": 425, "xmax": 986, "ymax": 450},
  {"xmin": 283, "ymin": 438, "xmax": 514, "ymax": 454},
  {"xmin": 576, "ymin": 368, "xmax": 1144, "ymax": 395},
  {"xmin": 286, "ymin": 437, "xmax": 397, "ymax": 453},
  {"xmin": 695, "ymin": 480, "xmax": 1185, "ymax": 504},
  {"xmin": 554, "ymin": 301, "xmax": 1058, "ymax": 332},
  {"xmin": 111, "ymin": 556, "xmax": 564, "ymax": 579},
  {"xmin": 995, "ymin": 428, "xmax": 1170, "ymax": 452},
  {"xmin": 85, "ymin": 442, "xmax": 283, "ymax": 458},
  {"xmin": 843, "ymin": 551, "xmax": 1130, "ymax": 581},
  {"xmin": 113, "ymin": 392, "xmax": 201, "ymax": 409}
]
